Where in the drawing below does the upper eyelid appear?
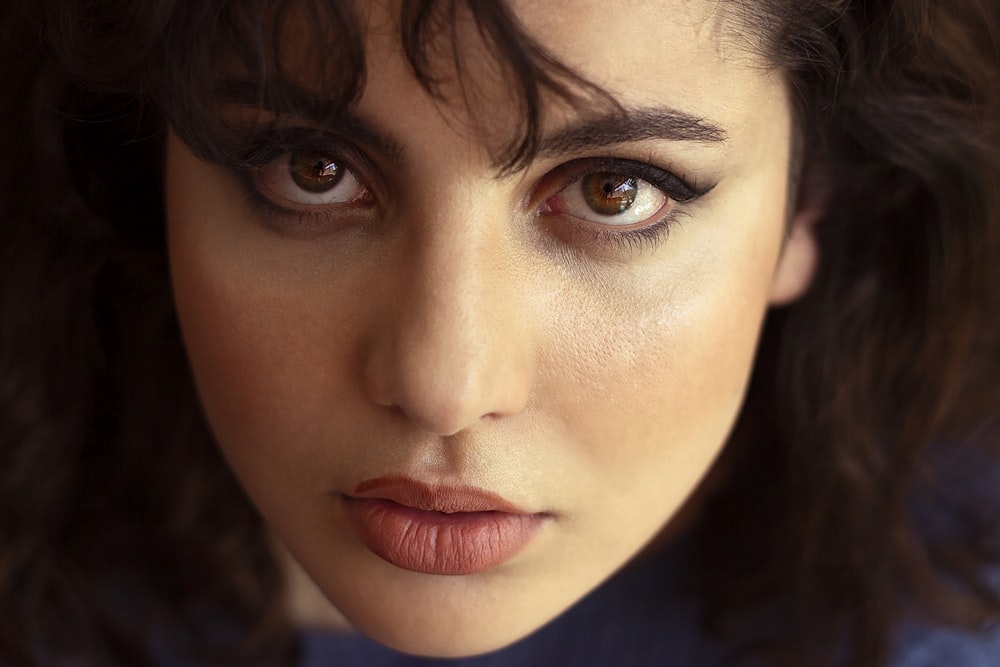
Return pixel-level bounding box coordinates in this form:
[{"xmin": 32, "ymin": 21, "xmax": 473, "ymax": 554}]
[
  {"xmin": 228, "ymin": 127, "xmax": 712, "ymax": 206},
  {"xmin": 236, "ymin": 129, "xmax": 387, "ymax": 193},
  {"xmin": 228, "ymin": 124, "xmax": 701, "ymax": 175},
  {"xmin": 224, "ymin": 127, "xmax": 367, "ymax": 168},
  {"xmin": 227, "ymin": 131, "xmax": 693, "ymax": 253},
  {"xmin": 540, "ymin": 157, "xmax": 708, "ymax": 205}
]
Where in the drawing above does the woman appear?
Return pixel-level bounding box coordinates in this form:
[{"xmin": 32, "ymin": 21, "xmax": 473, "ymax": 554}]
[{"xmin": 1, "ymin": 0, "xmax": 998, "ymax": 665}]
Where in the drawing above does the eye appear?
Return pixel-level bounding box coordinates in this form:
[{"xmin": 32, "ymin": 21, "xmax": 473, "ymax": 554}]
[
  {"xmin": 540, "ymin": 161, "xmax": 696, "ymax": 229},
  {"xmin": 253, "ymin": 148, "xmax": 372, "ymax": 210}
]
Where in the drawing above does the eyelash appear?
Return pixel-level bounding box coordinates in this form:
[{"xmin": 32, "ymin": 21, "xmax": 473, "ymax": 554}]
[
  {"xmin": 225, "ymin": 129, "xmax": 711, "ymax": 252},
  {"xmin": 226, "ymin": 128, "xmax": 376, "ymax": 230}
]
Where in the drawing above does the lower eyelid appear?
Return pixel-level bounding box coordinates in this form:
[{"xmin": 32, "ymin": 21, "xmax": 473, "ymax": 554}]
[
  {"xmin": 241, "ymin": 187, "xmax": 378, "ymax": 239},
  {"xmin": 542, "ymin": 176, "xmax": 673, "ymax": 227},
  {"xmin": 225, "ymin": 165, "xmax": 377, "ymax": 240},
  {"xmin": 588, "ymin": 188, "xmax": 663, "ymax": 224},
  {"xmin": 253, "ymin": 160, "xmax": 372, "ymax": 209},
  {"xmin": 541, "ymin": 206, "xmax": 685, "ymax": 258}
]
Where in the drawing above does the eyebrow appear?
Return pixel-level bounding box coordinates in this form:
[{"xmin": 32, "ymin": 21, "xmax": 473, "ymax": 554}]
[
  {"xmin": 316, "ymin": 114, "xmax": 405, "ymax": 164},
  {"xmin": 537, "ymin": 108, "xmax": 727, "ymax": 157},
  {"xmin": 214, "ymin": 78, "xmax": 727, "ymax": 166},
  {"xmin": 213, "ymin": 78, "xmax": 405, "ymax": 162}
]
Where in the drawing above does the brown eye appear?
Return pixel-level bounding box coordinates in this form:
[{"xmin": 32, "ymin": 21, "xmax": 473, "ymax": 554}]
[
  {"xmin": 289, "ymin": 150, "xmax": 343, "ymax": 193},
  {"xmin": 254, "ymin": 148, "xmax": 370, "ymax": 211},
  {"xmin": 543, "ymin": 168, "xmax": 667, "ymax": 227},
  {"xmin": 581, "ymin": 173, "xmax": 638, "ymax": 215}
]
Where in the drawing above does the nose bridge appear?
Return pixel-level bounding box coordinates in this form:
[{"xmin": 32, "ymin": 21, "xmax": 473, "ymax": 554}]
[{"xmin": 365, "ymin": 198, "xmax": 530, "ymax": 436}]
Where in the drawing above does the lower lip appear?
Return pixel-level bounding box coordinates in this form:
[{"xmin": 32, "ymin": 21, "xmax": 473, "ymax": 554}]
[{"xmin": 343, "ymin": 498, "xmax": 544, "ymax": 575}]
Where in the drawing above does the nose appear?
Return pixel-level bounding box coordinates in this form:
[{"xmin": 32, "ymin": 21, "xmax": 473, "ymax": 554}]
[{"xmin": 362, "ymin": 208, "xmax": 533, "ymax": 436}]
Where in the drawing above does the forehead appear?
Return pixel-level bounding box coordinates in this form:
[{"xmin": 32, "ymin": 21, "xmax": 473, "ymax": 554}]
[
  {"xmin": 206, "ymin": 0, "xmax": 788, "ymax": 176},
  {"xmin": 507, "ymin": 0, "xmax": 756, "ymax": 71},
  {"xmin": 509, "ymin": 0, "xmax": 771, "ymax": 121},
  {"xmin": 349, "ymin": 0, "xmax": 785, "ymax": 166},
  {"xmin": 358, "ymin": 0, "xmax": 768, "ymax": 93}
]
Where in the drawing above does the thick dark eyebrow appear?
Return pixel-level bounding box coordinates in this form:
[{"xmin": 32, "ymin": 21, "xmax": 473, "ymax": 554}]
[
  {"xmin": 319, "ymin": 113, "xmax": 404, "ymax": 164},
  {"xmin": 213, "ymin": 78, "xmax": 405, "ymax": 163},
  {"xmin": 213, "ymin": 78, "xmax": 725, "ymax": 166},
  {"xmin": 537, "ymin": 108, "xmax": 727, "ymax": 157}
]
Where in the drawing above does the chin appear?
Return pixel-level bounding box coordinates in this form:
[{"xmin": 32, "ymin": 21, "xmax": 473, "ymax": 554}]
[
  {"xmin": 339, "ymin": 597, "xmax": 548, "ymax": 658},
  {"xmin": 336, "ymin": 581, "xmax": 558, "ymax": 658},
  {"xmin": 316, "ymin": 549, "xmax": 577, "ymax": 659},
  {"xmin": 361, "ymin": 623, "xmax": 528, "ymax": 659}
]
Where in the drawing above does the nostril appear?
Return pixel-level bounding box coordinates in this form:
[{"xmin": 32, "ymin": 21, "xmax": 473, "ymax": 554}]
[
  {"xmin": 363, "ymin": 371, "xmax": 395, "ymax": 410},
  {"xmin": 395, "ymin": 387, "xmax": 487, "ymax": 437}
]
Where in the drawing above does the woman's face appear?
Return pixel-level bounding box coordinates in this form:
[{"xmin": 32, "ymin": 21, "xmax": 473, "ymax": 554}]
[{"xmin": 165, "ymin": 0, "xmax": 815, "ymax": 656}]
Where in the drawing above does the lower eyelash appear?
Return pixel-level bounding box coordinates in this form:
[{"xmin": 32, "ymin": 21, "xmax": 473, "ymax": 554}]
[
  {"xmin": 237, "ymin": 168, "xmax": 686, "ymax": 253},
  {"xmin": 563, "ymin": 209, "xmax": 687, "ymax": 256},
  {"xmin": 229, "ymin": 143, "xmax": 695, "ymax": 252},
  {"xmin": 232, "ymin": 168, "xmax": 349, "ymax": 234}
]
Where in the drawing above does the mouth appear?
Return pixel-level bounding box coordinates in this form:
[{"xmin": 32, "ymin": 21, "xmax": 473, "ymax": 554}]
[{"xmin": 341, "ymin": 475, "xmax": 548, "ymax": 576}]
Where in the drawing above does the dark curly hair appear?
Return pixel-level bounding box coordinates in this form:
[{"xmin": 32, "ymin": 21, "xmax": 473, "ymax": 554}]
[{"xmin": 1, "ymin": 0, "xmax": 998, "ymax": 665}]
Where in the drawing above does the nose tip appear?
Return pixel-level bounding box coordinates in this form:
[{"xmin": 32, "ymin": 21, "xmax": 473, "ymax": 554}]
[
  {"xmin": 367, "ymin": 360, "xmax": 498, "ymax": 436},
  {"xmin": 364, "ymin": 316, "xmax": 529, "ymax": 436},
  {"xmin": 361, "ymin": 227, "xmax": 532, "ymax": 436}
]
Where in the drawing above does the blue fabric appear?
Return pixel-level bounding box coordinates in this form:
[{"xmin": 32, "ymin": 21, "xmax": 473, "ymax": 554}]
[
  {"xmin": 295, "ymin": 543, "xmax": 1000, "ymax": 667},
  {"xmin": 889, "ymin": 621, "xmax": 1000, "ymax": 667}
]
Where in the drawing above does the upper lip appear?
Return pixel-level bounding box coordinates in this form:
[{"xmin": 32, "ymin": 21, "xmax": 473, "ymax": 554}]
[{"xmin": 347, "ymin": 475, "xmax": 532, "ymax": 514}]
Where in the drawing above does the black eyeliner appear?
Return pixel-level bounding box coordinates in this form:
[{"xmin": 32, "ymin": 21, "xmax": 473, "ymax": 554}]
[
  {"xmin": 542, "ymin": 156, "xmax": 713, "ymax": 255},
  {"xmin": 557, "ymin": 157, "xmax": 713, "ymax": 204},
  {"xmin": 219, "ymin": 124, "xmax": 711, "ymax": 255}
]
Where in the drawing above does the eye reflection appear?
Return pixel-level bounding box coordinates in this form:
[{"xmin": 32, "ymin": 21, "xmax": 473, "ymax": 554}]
[
  {"xmin": 253, "ymin": 148, "xmax": 371, "ymax": 210},
  {"xmin": 290, "ymin": 150, "xmax": 343, "ymax": 193},
  {"xmin": 547, "ymin": 171, "xmax": 669, "ymax": 227},
  {"xmin": 582, "ymin": 173, "xmax": 638, "ymax": 215}
]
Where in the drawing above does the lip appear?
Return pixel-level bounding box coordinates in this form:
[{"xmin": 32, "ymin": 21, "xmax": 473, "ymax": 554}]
[{"xmin": 342, "ymin": 475, "xmax": 547, "ymax": 575}]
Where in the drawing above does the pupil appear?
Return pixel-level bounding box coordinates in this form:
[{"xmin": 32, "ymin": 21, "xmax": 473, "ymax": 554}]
[
  {"xmin": 583, "ymin": 173, "xmax": 638, "ymax": 215},
  {"xmin": 289, "ymin": 150, "xmax": 342, "ymax": 193}
]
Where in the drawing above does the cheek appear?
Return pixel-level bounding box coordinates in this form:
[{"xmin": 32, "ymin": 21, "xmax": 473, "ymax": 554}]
[
  {"xmin": 536, "ymin": 186, "xmax": 787, "ymax": 533},
  {"xmin": 169, "ymin": 251, "xmax": 370, "ymax": 496},
  {"xmin": 165, "ymin": 157, "xmax": 367, "ymax": 495},
  {"xmin": 539, "ymin": 275, "xmax": 761, "ymax": 513}
]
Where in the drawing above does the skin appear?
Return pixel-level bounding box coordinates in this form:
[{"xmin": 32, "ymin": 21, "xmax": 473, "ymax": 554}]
[{"xmin": 165, "ymin": 0, "xmax": 818, "ymax": 657}]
